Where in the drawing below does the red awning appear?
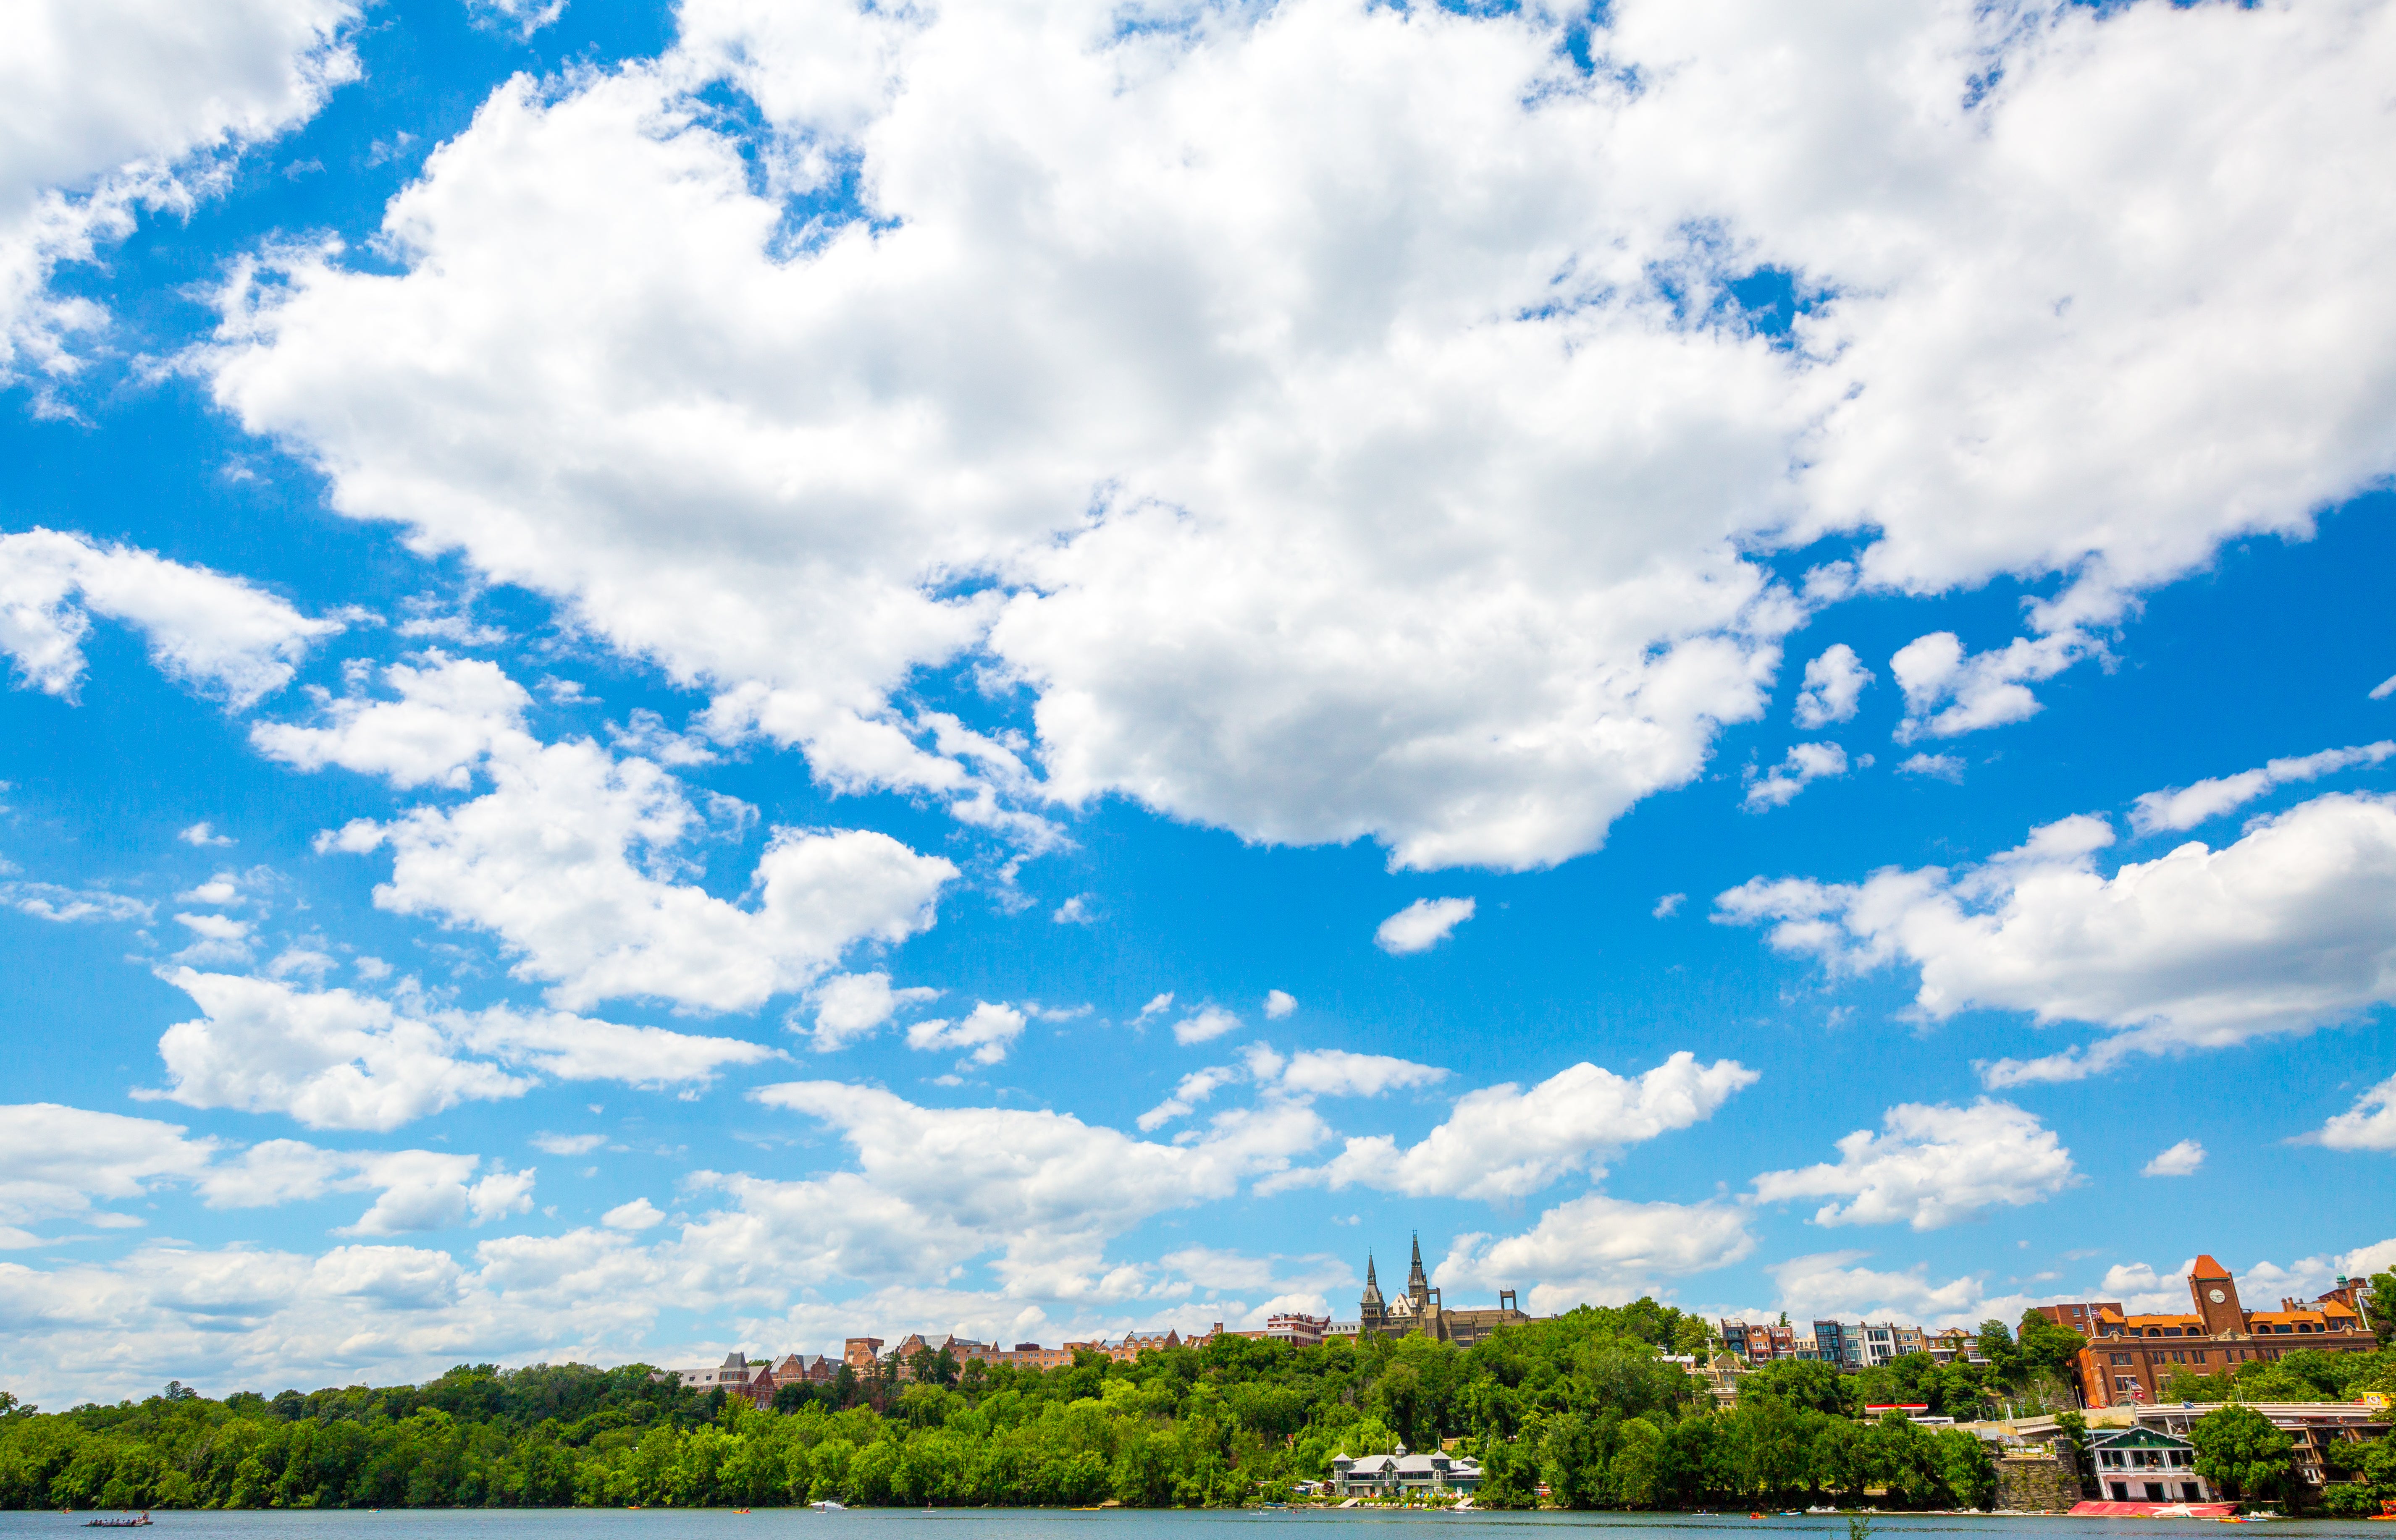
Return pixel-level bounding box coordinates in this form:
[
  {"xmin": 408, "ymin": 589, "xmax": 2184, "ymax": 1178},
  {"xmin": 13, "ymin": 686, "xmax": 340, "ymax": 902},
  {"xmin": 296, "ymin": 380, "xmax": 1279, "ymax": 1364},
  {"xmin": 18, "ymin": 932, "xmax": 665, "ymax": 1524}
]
[{"xmin": 2069, "ymin": 1501, "xmax": 2239, "ymax": 1519}]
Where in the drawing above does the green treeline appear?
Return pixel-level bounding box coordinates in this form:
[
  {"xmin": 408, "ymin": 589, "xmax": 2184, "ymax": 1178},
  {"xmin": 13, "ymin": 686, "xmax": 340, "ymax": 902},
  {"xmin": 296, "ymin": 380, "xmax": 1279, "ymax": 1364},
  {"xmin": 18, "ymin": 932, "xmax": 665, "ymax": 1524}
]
[{"xmin": 3, "ymin": 1301, "xmax": 2392, "ymax": 1514}]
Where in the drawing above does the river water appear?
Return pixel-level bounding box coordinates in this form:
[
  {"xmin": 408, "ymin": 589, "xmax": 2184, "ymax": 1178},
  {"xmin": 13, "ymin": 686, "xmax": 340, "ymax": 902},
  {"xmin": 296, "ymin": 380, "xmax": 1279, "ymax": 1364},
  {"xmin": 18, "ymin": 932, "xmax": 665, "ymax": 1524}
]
[{"xmin": 0, "ymin": 1512, "xmax": 2386, "ymax": 1540}]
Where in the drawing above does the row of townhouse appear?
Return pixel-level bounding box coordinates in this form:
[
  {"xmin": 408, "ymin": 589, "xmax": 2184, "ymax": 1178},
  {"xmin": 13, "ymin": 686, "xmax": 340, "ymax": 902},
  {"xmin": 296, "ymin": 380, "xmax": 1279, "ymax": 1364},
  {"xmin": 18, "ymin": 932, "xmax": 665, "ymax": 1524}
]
[
  {"xmin": 674, "ymin": 1313, "xmax": 1345, "ymax": 1404},
  {"xmin": 1717, "ymin": 1254, "xmax": 2377, "ymax": 1392},
  {"xmin": 1718, "ymin": 1317, "xmax": 1987, "ymax": 1370}
]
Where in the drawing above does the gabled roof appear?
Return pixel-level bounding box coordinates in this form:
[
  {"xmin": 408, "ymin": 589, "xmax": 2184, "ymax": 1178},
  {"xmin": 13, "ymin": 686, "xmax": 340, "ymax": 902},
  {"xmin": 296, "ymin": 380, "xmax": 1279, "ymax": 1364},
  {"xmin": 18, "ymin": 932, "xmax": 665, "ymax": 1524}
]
[
  {"xmin": 2090, "ymin": 1428, "xmax": 2195, "ymax": 1450},
  {"xmin": 2191, "ymin": 1255, "xmax": 2231, "ymax": 1278}
]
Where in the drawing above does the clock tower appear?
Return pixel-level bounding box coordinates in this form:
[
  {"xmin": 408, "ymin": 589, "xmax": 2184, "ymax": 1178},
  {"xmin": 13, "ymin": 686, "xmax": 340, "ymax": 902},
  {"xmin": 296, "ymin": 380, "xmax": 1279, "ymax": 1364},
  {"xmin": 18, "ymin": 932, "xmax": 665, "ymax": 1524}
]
[{"xmin": 2188, "ymin": 1255, "xmax": 2245, "ymax": 1336}]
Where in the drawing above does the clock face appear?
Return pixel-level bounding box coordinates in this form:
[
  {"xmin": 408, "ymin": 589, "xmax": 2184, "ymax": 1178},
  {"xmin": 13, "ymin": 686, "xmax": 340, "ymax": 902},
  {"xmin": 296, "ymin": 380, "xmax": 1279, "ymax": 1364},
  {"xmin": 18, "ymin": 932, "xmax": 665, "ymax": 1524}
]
[{"xmin": 2209, "ymin": 1289, "xmax": 2226, "ymax": 1304}]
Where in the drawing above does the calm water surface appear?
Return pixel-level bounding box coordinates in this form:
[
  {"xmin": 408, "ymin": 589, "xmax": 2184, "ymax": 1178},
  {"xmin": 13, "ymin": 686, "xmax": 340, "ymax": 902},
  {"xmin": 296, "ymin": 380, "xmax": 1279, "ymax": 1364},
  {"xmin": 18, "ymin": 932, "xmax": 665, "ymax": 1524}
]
[{"xmin": 0, "ymin": 1513, "xmax": 2386, "ymax": 1540}]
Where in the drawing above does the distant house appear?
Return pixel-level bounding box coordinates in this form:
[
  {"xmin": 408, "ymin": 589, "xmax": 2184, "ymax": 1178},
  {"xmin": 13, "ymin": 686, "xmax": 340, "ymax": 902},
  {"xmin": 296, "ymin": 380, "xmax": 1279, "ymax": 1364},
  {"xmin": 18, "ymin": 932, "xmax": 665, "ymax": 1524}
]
[
  {"xmin": 1326, "ymin": 1446, "xmax": 1482, "ymax": 1496},
  {"xmin": 2085, "ymin": 1428, "xmax": 2212, "ymax": 1506}
]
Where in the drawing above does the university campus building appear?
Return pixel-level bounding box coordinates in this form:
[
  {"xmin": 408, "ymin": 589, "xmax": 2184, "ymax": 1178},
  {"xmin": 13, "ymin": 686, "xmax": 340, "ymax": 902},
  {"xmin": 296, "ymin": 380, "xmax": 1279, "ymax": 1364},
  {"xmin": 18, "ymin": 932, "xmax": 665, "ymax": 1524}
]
[
  {"xmin": 2063, "ymin": 1254, "xmax": 2376, "ymax": 1409},
  {"xmin": 1338, "ymin": 1235, "xmax": 1531, "ymax": 1347}
]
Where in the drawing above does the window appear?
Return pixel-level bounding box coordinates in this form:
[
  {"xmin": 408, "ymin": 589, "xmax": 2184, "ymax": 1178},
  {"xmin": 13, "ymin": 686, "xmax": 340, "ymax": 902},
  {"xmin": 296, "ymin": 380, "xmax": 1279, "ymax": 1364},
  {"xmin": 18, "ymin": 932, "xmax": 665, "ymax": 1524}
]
[
  {"xmin": 2112, "ymin": 1352, "xmax": 2133, "ymax": 1366},
  {"xmin": 2181, "ymin": 1485, "xmax": 2201, "ymax": 1502},
  {"xmin": 2192, "ymin": 1352, "xmax": 2207, "ymax": 1364}
]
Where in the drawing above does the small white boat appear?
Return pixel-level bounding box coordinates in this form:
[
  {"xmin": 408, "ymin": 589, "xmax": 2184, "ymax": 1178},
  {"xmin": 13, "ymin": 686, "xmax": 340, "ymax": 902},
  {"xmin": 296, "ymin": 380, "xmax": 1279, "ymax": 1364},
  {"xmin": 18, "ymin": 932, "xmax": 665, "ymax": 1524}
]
[{"xmin": 810, "ymin": 1500, "xmax": 846, "ymax": 1511}]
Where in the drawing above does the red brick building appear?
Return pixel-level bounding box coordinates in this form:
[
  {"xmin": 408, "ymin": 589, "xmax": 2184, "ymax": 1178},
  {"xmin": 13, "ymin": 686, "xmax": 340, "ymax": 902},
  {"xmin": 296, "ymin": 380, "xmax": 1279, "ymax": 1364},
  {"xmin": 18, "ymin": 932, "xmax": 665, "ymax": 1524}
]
[{"xmin": 2073, "ymin": 1254, "xmax": 2375, "ymax": 1409}]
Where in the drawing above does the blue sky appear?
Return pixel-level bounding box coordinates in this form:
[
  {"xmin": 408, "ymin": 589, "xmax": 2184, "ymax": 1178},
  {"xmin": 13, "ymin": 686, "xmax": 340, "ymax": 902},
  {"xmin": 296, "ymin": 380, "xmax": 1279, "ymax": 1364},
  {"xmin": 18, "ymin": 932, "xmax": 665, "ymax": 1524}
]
[{"xmin": 3, "ymin": 0, "xmax": 2393, "ymax": 1406}]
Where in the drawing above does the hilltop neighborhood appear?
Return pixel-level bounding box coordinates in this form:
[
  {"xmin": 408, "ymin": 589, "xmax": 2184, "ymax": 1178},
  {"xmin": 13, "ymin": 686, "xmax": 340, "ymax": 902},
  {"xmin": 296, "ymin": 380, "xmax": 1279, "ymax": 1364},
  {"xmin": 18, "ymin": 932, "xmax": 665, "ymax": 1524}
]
[{"xmin": 659, "ymin": 1239, "xmax": 2394, "ymax": 1513}]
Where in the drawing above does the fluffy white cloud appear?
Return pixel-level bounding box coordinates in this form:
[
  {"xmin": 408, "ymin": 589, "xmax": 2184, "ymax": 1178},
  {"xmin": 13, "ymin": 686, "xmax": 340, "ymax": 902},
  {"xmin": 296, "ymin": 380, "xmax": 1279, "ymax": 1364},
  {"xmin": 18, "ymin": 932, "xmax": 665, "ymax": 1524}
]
[
  {"xmin": 449, "ymin": 1006, "xmax": 776, "ymax": 1088},
  {"xmin": 198, "ymin": 0, "xmax": 2396, "ymax": 871},
  {"xmin": 2316, "ymin": 1076, "xmax": 2396, "ymax": 1153},
  {"xmin": 1440, "ymin": 1192, "xmax": 1753, "ymax": 1314},
  {"xmin": 742, "ymin": 1080, "xmax": 1325, "ymax": 1294},
  {"xmin": 1766, "ymin": 1251, "xmax": 1995, "ymax": 1327},
  {"xmin": 2142, "ymin": 1138, "xmax": 2206, "ymax": 1177},
  {"xmin": 0, "ymin": 529, "xmax": 336, "ymax": 706},
  {"xmin": 602, "ymin": 1198, "xmax": 666, "ymax": 1231},
  {"xmin": 0, "ymin": 1103, "xmax": 215, "ymax": 1244},
  {"xmin": 0, "ymin": 1104, "xmax": 531, "ymax": 1243},
  {"xmin": 199, "ymin": 1140, "xmax": 533, "ymax": 1236},
  {"xmin": 1718, "ymin": 793, "xmax": 2396, "ymax": 1082},
  {"xmin": 253, "ymin": 652, "xmax": 532, "ymax": 788},
  {"xmin": 1136, "ymin": 1065, "xmax": 1245, "ymax": 1132},
  {"xmin": 0, "ymin": 0, "xmax": 357, "ymax": 378},
  {"xmin": 1374, "ymin": 897, "xmax": 1475, "ymax": 955},
  {"xmin": 467, "ymin": 0, "xmax": 564, "ymax": 40},
  {"xmin": 1171, "ymin": 1006, "xmax": 1242, "ymax": 1045},
  {"xmin": 1890, "ymin": 629, "xmax": 2087, "ymax": 744},
  {"xmin": 1263, "ymin": 990, "xmax": 1296, "ymax": 1020},
  {"xmin": 530, "ymin": 1132, "xmax": 606, "ymax": 1157},
  {"xmin": 1271, "ymin": 1051, "xmax": 1755, "ymax": 1200},
  {"xmin": 805, "ymin": 970, "xmax": 942, "ymax": 1052},
  {"xmin": 144, "ymin": 969, "xmax": 532, "ymax": 1132},
  {"xmin": 904, "ymin": 1002, "xmax": 1026, "ymax": 1066},
  {"xmin": 283, "ymin": 665, "xmax": 958, "ymax": 1013},
  {"xmin": 142, "ymin": 970, "xmax": 770, "ymax": 1130},
  {"xmin": 178, "ymin": 822, "xmax": 234, "ymax": 846},
  {"xmin": 1753, "ymin": 1100, "xmax": 2076, "ymax": 1230},
  {"xmin": 1897, "ymin": 752, "xmax": 1963, "ymax": 783},
  {"xmin": 2130, "ymin": 741, "xmax": 2395, "ymax": 835},
  {"xmin": 1278, "ymin": 1049, "xmax": 1448, "ymax": 1100},
  {"xmin": 0, "ymin": 877, "xmax": 150, "ymax": 924},
  {"xmin": 1744, "ymin": 742, "xmax": 1850, "ymax": 811},
  {"xmin": 1792, "ymin": 644, "xmax": 1871, "ymax": 728},
  {"xmin": 1138, "ymin": 1043, "xmax": 1444, "ymax": 1130},
  {"xmin": 0, "ymin": 1234, "xmax": 647, "ymax": 1407}
]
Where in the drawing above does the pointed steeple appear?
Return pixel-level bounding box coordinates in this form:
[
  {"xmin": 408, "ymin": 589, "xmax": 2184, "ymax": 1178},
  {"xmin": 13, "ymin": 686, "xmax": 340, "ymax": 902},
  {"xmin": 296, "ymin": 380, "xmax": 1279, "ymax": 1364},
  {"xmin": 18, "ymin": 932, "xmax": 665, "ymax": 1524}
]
[
  {"xmin": 1362, "ymin": 1252, "xmax": 1383, "ymax": 1303},
  {"xmin": 1407, "ymin": 1232, "xmax": 1427, "ymax": 1293}
]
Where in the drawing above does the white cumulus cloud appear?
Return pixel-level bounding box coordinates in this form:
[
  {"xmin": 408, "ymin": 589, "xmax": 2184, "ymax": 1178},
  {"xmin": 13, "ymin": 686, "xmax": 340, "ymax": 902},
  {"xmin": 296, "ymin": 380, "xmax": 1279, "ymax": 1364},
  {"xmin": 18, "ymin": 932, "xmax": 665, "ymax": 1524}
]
[
  {"xmin": 1270, "ymin": 1052, "xmax": 1755, "ymax": 1200},
  {"xmin": 806, "ymin": 970, "xmax": 942, "ymax": 1053},
  {"xmin": 1753, "ymin": 1099, "xmax": 2077, "ymax": 1230},
  {"xmin": 143, "ymin": 969, "xmax": 533, "ymax": 1132},
  {"xmin": 2141, "ymin": 1138, "xmax": 2205, "ymax": 1177},
  {"xmin": 2130, "ymin": 741, "xmax": 2394, "ymax": 835},
  {"xmin": 1439, "ymin": 1192, "xmax": 1754, "ymax": 1315},
  {"xmin": 196, "ymin": 0, "xmax": 2396, "ymax": 872},
  {"xmin": 0, "ymin": 529, "xmax": 336, "ymax": 707},
  {"xmin": 1793, "ymin": 644, "xmax": 1872, "ymax": 728},
  {"xmin": 1716, "ymin": 793, "xmax": 2396, "ymax": 1082},
  {"xmin": 905, "ymin": 1002, "xmax": 1028, "ymax": 1066},
  {"xmin": 0, "ymin": 0, "xmax": 358, "ymax": 379},
  {"xmin": 284, "ymin": 661, "xmax": 958, "ymax": 1013},
  {"xmin": 1374, "ymin": 897, "xmax": 1475, "ymax": 955},
  {"xmin": 2316, "ymin": 1076, "xmax": 2396, "ymax": 1153},
  {"xmin": 1744, "ymin": 742, "xmax": 1849, "ymax": 811}
]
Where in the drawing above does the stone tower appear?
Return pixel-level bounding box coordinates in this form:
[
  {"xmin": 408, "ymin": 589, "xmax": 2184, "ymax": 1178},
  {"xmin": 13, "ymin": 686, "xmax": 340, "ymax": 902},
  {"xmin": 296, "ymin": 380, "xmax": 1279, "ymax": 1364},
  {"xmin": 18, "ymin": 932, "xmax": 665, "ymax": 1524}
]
[
  {"xmin": 1360, "ymin": 1252, "xmax": 1387, "ymax": 1332},
  {"xmin": 1407, "ymin": 1233, "xmax": 1432, "ymax": 1318}
]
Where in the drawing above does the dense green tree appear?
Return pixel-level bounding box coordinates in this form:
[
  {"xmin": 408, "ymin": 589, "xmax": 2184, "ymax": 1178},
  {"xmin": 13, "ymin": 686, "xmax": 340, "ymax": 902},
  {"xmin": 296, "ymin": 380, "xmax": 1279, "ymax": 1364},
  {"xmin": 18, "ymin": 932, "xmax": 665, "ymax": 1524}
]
[
  {"xmin": 1741, "ymin": 1359, "xmax": 1853, "ymax": 1415},
  {"xmin": 2015, "ymin": 1312, "xmax": 2089, "ymax": 1380},
  {"xmin": 2189, "ymin": 1404, "xmax": 2294, "ymax": 1502},
  {"xmin": 8, "ymin": 1314, "xmax": 2356, "ymax": 1513}
]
